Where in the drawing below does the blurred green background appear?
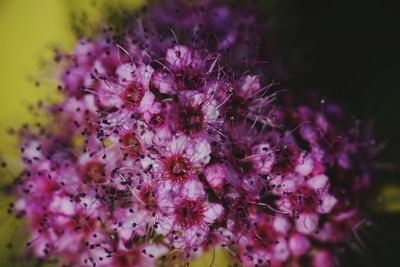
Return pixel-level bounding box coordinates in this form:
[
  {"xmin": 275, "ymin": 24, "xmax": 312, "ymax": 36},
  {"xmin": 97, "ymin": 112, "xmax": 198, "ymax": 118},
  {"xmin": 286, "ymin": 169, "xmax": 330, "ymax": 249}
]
[{"xmin": 0, "ymin": 0, "xmax": 399, "ymax": 266}]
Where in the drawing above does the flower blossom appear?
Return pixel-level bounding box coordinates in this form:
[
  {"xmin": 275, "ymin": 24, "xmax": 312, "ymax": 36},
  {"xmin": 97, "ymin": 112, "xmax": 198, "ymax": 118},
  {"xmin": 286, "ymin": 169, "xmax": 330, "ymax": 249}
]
[{"xmin": 9, "ymin": 1, "xmax": 376, "ymax": 266}]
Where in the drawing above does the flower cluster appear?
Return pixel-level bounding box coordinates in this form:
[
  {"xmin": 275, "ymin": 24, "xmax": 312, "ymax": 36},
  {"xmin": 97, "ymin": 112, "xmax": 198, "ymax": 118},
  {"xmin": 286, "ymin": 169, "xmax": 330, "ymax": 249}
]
[{"xmin": 12, "ymin": 1, "xmax": 375, "ymax": 267}]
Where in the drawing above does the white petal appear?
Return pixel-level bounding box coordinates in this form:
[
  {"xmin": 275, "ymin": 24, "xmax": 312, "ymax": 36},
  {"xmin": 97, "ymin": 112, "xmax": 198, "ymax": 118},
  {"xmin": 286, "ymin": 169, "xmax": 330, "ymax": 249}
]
[
  {"xmin": 204, "ymin": 164, "xmax": 226, "ymax": 190},
  {"xmin": 142, "ymin": 244, "xmax": 169, "ymax": 259},
  {"xmin": 273, "ymin": 238, "xmax": 289, "ymax": 262},
  {"xmin": 306, "ymin": 174, "xmax": 329, "ymax": 191},
  {"xmin": 169, "ymin": 135, "xmax": 188, "ymax": 155},
  {"xmin": 135, "ymin": 64, "xmax": 154, "ymax": 89},
  {"xmin": 186, "ymin": 138, "xmax": 211, "ymax": 167},
  {"xmin": 296, "ymin": 212, "xmax": 318, "ymax": 235},
  {"xmin": 182, "ymin": 179, "xmax": 205, "ymax": 200},
  {"xmin": 152, "ymin": 71, "xmax": 176, "ymax": 94},
  {"xmin": 116, "ymin": 63, "xmax": 136, "ymax": 83},
  {"xmin": 273, "ymin": 216, "xmax": 291, "ymax": 235},
  {"xmin": 166, "ymin": 45, "xmax": 192, "ymax": 70},
  {"xmin": 317, "ymin": 193, "xmax": 338, "ymax": 214},
  {"xmin": 295, "ymin": 152, "xmax": 314, "ymax": 176},
  {"xmin": 181, "ymin": 224, "xmax": 208, "ymax": 248},
  {"xmin": 289, "ymin": 234, "xmax": 311, "ymax": 256},
  {"xmin": 204, "ymin": 203, "xmax": 224, "ymax": 223},
  {"xmin": 139, "ymin": 91, "xmax": 155, "ymax": 112},
  {"xmin": 140, "ymin": 155, "xmax": 161, "ymax": 173},
  {"xmin": 49, "ymin": 196, "xmax": 75, "ymax": 215},
  {"xmin": 237, "ymin": 75, "xmax": 260, "ymax": 98},
  {"xmin": 202, "ymin": 99, "xmax": 220, "ymax": 122},
  {"xmin": 155, "ymin": 215, "xmax": 175, "ymax": 235},
  {"xmin": 191, "ymin": 93, "xmax": 206, "ymax": 106},
  {"xmin": 251, "ymin": 143, "xmax": 275, "ymax": 175}
]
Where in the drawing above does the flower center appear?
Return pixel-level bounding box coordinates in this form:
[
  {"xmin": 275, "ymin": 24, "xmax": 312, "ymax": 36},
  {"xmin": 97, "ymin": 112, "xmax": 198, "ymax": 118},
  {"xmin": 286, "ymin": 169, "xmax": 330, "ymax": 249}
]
[
  {"xmin": 252, "ymin": 221, "xmax": 278, "ymax": 248},
  {"xmin": 69, "ymin": 214, "xmax": 97, "ymax": 234},
  {"xmin": 114, "ymin": 251, "xmax": 140, "ymax": 267},
  {"xmin": 149, "ymin": 112, "xmax": 166, "ymax": 127},
  {"xmin": 121, "ymin": 133, "xmax": 142, "ymax": 158},
  {"xmin": 225, "ymin": 94, "xmax": 247, "ymax": 122},
  {"xmin": 178, "ymin": 107, "xmax": 204, "ymax": 135},
  {"xmin": 231, "ymin": 144, "xmax": 253, "ymax": 173},
  {"xmin": 139, "ymin": 186, "xmax": 157, "ymax": 210},
  {"xmin": 165, "ymin": 155, "xmax": 192, "ymax": 183},
  {"xmin": 271, "ymin": 147, "xmax": 296, "ymax": 175},
  {"xmin": 175, "ymin": 200, "xmax": 204, "ymax": 228},
  {"xmin": 175, "ymin": 68, "xmax": 204, "ymax": 90},
  {"xmin": 122, "ymin": 82, "xmax": 145, "ymax": 109},
  {"xmin": 81, "ymin": 161, "xmax": 106, "ymax": 183},
  {"xmin": 288, "ymin": 186, "xmax": 319, "ymax": 213}
]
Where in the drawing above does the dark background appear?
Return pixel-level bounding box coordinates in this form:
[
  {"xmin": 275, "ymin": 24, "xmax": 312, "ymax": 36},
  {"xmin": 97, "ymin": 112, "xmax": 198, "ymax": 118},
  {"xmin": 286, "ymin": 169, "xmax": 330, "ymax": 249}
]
[{"xmin": 265, "ymin": 0, "xmax": 400, "ymax": 266}]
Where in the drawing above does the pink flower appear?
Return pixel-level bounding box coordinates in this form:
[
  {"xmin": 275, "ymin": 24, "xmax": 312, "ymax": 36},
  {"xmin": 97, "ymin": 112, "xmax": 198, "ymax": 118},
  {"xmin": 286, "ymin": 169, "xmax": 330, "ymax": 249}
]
[
  {"xmin": 204, "ymin": 163, "xmax": 228, "ymax": 192},
  {"xmin": 141, "ymin": 135, "xmax": 211, "ymax": 184},
  {"xmin": 118, "ymin": 64, "xmax": 155, "ymax": 112},
  {"xmin": 152, "ymin": 45, "xmax": 206, "ymax": 94},
  {"xmin": 174, "ymin": 93, "xmax": 221, "ymax": 137},
  {"xmin": 12, "ymin": 1, "xmax": 376, "ymax": 266},
  {"xmin": 156, "ymin": 179, "xmax": 224, "ymax": 249}
]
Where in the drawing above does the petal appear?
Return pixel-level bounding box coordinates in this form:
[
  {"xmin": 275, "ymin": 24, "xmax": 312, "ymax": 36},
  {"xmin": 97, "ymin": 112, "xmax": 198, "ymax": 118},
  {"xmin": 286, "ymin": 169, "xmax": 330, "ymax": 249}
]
[
  {"xmin": 169, "ymin": 135, "xmax": 188, "ymax": 155},
  {"xmin": 191, "ymin": 93, "xmax": 206, "ymax": 106},
  {"xmin": 116, "ymin": 63, "xmax": 136, "ymax": 83},
  {"xmin": 182, "ymin": 179, "xmax": 205, "ymax": 200},
  {"xmin": 306, "ymin": 174, "xmax": 329, "ymax": 191},
  {"xmin": 73, "ymin": 41, "xmax": 96, "ymax": 65},
  {"xmin": 237, "ymin": 75, "xmax": 260, "ymax": 98},
  {"xmin": 204, "ymin": 203, "xmax": 224, "ymax": 223},
  {"xmin": 317, "ymin": 193, "xmax": 338, "ymax": 214},
  {"xmin": 135, "ymin": 121, "xmax": 154, "ymax": 147},
  {"xmin": 251, "ymin": 143, "xmax": 275, "ymax": 175},
  {"xmin": 273, "ymin": 216, "xmax": 291, "ymax": 235},
  {"xmin": 202, "ymin": 99, "xmax": 220, "ymax": 122},
  {"xmin": 295, "ymin": 152, "xmax": 314, "ymax": 176},
  {"xmin": 135, "ymin": 64, "xmax": 154, "ymax": 89},
  {"xmin": 296, "ymin": 212, "xmax": 319, "ymax": 235},
  {"xmin": 219, "ymin": 32, "xmax": 237, "ymax": 50},
  {"xmin": 191, "ymin": 50, "xmax": 205, "ymax": 70},
  {"xmin": 223, "ymin": 166, "xmax": 241, "ymax": 187},
  {"xmin": 186, "ymin": 138, "xmax": 211, "ymax": 167},
  {"xmin": 61, "ymin": 66, "xmax": 87, "ymax": 93},
  {"xmin": 155, "ymin": 215, "xmax": 175, "ymax": 235},
  {"xmin": 299, "ymin": 124, "xmax": 318, "ymax": 144},
  {"xmin": 181, "ymin": 224, "xmax": 208, "ymax": 248},
  {"xmin": 153, "ymin": 127, "xmax": 173, "ymax": 147},
  {"xmin": 151, "ymin": 71, "xmax": 176, "ymax": 94},
  {"xmin": 99, "ymin": 84, "xmax": 124, "ymax": 107},
  {"xmin": 142, "ymin": 244, "xmax": 169, "ymax": 259},
  {"xmin": 139, "ymin": 91, "xmax": 155, "ymax": 112},
  {"xmin": 166, "ymin": 45, "xmax": 192, "ymax": 70},
  {"xmin": 241, "ymin": 175, "xmax": 264, "ymax": 196},
  {"xmin": 49, "ymin": 196, "xmax": 75, "ymax": 215},
  {"xmin": 315, "ymin": 222, "xmax": 335, "ymax": 242},
  {"xmin": 140, "ymin": 154, "xmax": 161, "ymax": 173},
  {"xmin": 289, "ymin": 233, "xmax": 311, "ymax": 256},
  {"xmin": 204, "ymin": 164, "xmax": 226, "ymax": 190},
  {"xmin": 313, "ymin": 249, "xmax": 335, "ymax": 267},
  {"xmin": 273, "ymin": 238, "xmax": 290, "ymax": 262}
]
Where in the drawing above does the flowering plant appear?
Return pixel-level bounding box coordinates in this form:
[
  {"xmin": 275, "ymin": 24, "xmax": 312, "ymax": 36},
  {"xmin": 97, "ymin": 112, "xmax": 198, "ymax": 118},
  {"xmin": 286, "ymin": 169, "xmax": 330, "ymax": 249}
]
[{"xmin": 11, "ymin": 1, "xmax": 375, "ymax": 266}]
